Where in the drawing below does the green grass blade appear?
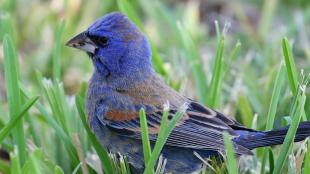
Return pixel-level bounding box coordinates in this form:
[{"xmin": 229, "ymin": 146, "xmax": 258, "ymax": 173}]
[
  {"xmin": 10, "ymin": 152, "xmax": 21, "ymax": 174},
  {"xmin": 3, "ymin": 34, "xmax": 26, "ymax": 165},
  {"xmin": 268, "ymin": 148, "xmax": 274, "ymax": 174},
  {"xmin": 282, "ymin": 37, "xmax": 307, "ymax": 121},
  {"xmin": 54, "ymin": 166, "xmax": 64, "ymax": 174},
  {"xmin": 155, "ymin": 108, "xmax": 169, "ymax": 149},
  {"xmin": 223, "ymin": 132, "xmax": 239, "ymax": 174},
  {"xmin": 39, "ymin": 80, "xmax": 70, "ymax": 134},
  {"xmin": 20, "ymin": 85, "xmax": 79, "ymax": 165},
  {"xmin": 72, "ymin": 163, "xmax": 81, "ymax": 174},
  {"xmin": 208, "ymin": 36, "xmax": 225, "ymax": 108},
  {"xmin": 260, "ymin": 63, "xmax": 285, "ymax": 174},
  {"xmin": 177, "ymin": 23, "xmax": 208, "ymax": 104},
  {"xmin": 149, "ymin": 41, "xmax": 167, "ymax": 76},
  {"xmin": 23, "ymin": 108, "xmax": 40, "ymax": 146},
  {"xmin": 157, "ymin": 106, "xmax": 169, "ymax": 146},
  {"xmin": 260, "ymin": 150, "xmax": 268, "ymax": 174},
  {"xmin": 237, "ymin": 94, "xmax": 254, "ymax": 127},
  {"xmin": 0, "ymin": 160, "xmax": 10, "ymax": 174},
  {"xmin": 0, "ymin": 104, "xmax": 5, "ymax": 126},
  {"xmin": 214, "ymin": 21, "xmax": 221, "ymax": 41},
  {"xmin": 304, "ymin": 139, "xmax": 310, "ymax": 173},
  {"xmin": 0, "ymin": 96, "xmax": 39, "ymax": 143},
  {"xmin": 144, "ymin": 106, "xmax": 185, "ymax": 174},
  {"xmin": 282, "ymin": 38, "xmax": 299, "ymax": 94},
  {"xmin": 273, "ymin": 88, "xmax": 306, "ymax": 174},
  {"xmin": 265, "ymin": 63, "xmax": 286, "ymax": 130},
  {"xmin": 21, "ymin": 148, "xmax": 56, "ymax": 174},
  {"xmin": 53, "ymin": 21, "xmax": 65, "ymax": 81},
  {"xmin": 26, "ymin": 149, "xmax": 43, "ymax": 174},
  {"xmin": 259, "ymin": 0, "xmax": 278, "ymax": 38},
  {"xmin": 0, "ymin": 13, "xmax": 13, "ymax": 40},
  {"xmin": 75, "ymin": 96, "xmax": 114, "ymax": 174},
  {"xmin": 119, "ymin": 155, "xmax": 130, "ymax": 174},
  {"xmin": 117, "ymin": 0, "xmax": 143, "ymax": 29},
  {"xmin": 139, "ymin": 109, "xmax": 152, "ymax": 166},
  {"xmin": 18, "ymin": 82, "xmax": 41, "ymax": 146},
  {"xmin": 223, "ymin": 41, "xmax": 241, "ymax": 76}
]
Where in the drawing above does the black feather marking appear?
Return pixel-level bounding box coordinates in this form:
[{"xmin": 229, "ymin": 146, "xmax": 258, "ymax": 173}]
[{"xmin": 235, "ymin": 121, "xmax": 310, "ymax": 150}]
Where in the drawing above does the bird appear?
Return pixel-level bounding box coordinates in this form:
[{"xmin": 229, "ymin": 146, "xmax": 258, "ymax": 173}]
[{"xmin": 66, "ymin": 12, "xmax": 310, "ymax": 174}]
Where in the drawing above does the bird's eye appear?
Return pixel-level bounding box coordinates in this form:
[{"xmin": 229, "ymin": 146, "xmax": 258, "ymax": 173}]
[{"xmin": 89, "ymin": 35, "xmax": 108, "ymax": 47}]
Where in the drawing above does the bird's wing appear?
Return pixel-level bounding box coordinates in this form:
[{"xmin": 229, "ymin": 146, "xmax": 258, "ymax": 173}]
[{"xmin": 103, "ymin": 100, "xmax": 253, "ymax": 155}]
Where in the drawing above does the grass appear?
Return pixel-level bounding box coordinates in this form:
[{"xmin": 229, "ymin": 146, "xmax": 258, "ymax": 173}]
[
  {"xmin": 260, "ymin": 63, "xmax": 285, "ymax": 174},
  {"xmin": 142, "ymin": 105, "xmax": 185, "ymax": 174},
  {"xmin": 0, "ymin": 96, "xmax": 39, "ymax": 143},
  {"xmin": 177, "ymin": 21, "xmax": 209, "ymax": 104},
  {"xmin": 0, "ymin": 0, "xmax": 310, "ymax": 174},
  {"xmin": 3, "ymin": 34, "xmax": 27, "ymax": 165},
  {"xmin": 207, "ymin": 35, "xmax": 224, "ymax": 108},
  {"xmin": 53, "ymin": 20, "xmax": 66, "ymax": 82},
  {"xmin": 139, "ymin": 108, "xmax": 152, "ymax": 168},
  {"xmin": 223, "ymin": 132, "xmax": 238, "ymax": 174},
  {"xmin": 273, "ymin": 84, "xmax": 306, "ymax": 174},
  {"xmin": 305, "ymin": 139, "xmax": 310, "ymax": 173},
  {"xmin": 76, "ymin": 95, "xmax": 113, "ymax": 174}
]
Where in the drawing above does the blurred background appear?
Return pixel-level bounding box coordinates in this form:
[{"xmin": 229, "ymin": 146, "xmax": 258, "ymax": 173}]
[{"xmin": 0, "ymin": 0, "xmax": 310, "ymax": 173}]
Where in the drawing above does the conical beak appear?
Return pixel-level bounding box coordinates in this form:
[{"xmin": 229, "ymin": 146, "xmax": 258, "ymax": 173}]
[{"xmin": 66, "ymin": 31, "xmax": 98, "ymax": 54}]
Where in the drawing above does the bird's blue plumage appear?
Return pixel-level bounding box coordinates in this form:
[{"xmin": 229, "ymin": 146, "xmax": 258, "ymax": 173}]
[
  {"xmin": 87, "ymin": 12, "xmax": 154, "ymax": 89},
  {"xmin": 66, "ymin": 12, "xmax": 310, "ymax": 174}
]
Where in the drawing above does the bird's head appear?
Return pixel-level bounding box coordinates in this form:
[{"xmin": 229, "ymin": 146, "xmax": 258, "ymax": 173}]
[{"xmin": 66, "ymin": 12, "xmax": 153, "ymax": 87}]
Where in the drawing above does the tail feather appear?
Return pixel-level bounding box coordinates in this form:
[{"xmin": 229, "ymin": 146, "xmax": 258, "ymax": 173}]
[{"xmin": 235, "ymin": 121, "xmax": 310, "ymax": 150}]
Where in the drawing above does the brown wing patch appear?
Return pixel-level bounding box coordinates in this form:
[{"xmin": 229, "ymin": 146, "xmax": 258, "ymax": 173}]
[{"xmin": 106, "ymin": 110, "xmax": 138, "ymax": 121}]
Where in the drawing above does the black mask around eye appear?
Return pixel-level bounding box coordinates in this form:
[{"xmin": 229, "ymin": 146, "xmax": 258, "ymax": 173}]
[{"xmin": 88, "ymin": 35, "xmax": 109, "ymax": 48}]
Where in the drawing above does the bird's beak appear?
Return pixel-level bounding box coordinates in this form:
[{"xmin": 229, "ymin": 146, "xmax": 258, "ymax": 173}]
[{"xmin": 66, "ymin": 31, "xmax": 98, "ymax": 54}]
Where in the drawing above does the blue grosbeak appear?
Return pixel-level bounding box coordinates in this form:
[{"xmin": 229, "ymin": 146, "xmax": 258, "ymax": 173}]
[{"xmin": 66, "ymin": 12, "xmax": 310, "ymax": 173}]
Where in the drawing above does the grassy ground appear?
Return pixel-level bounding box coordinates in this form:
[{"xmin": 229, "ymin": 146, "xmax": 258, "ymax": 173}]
[{"xmin": 0, "ymin": 0, "xmax": 310, "ymax": 173}]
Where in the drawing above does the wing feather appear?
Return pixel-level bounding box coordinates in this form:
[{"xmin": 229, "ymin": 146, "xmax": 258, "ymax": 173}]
[{"xmin": 103, "ymin": 101, "xmax": 253, "ymax": 155}]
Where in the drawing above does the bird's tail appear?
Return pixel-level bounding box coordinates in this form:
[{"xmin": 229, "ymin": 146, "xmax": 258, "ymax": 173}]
[{"xmin": 235, "ymin": 121, "xmax": 310, "ymax": 150}]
